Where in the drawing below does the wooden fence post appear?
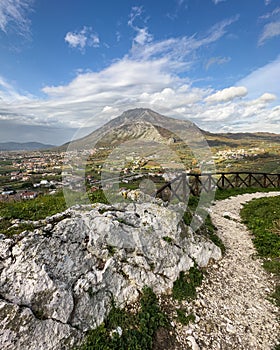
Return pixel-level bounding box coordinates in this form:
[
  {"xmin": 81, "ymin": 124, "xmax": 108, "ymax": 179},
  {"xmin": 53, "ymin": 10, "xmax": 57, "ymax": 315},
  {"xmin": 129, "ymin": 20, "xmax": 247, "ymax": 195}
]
[
  {"xmin": 248, "ymin": 173, "xmax": 252, "ymax": 187},
  {"xmin": 221, "ymin": 173, "xmax": 225, "ymax": 188}
]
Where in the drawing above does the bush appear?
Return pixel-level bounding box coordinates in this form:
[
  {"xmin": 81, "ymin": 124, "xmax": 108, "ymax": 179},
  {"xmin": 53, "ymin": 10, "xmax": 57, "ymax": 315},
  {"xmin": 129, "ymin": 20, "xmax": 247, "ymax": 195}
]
[
  {"xmin": 172, "ymin": 264, "xmax": 203, "ymax": 302},
  {"xmin": 176, "ymin": 309, "xmax": 195, "ymax": 325}
]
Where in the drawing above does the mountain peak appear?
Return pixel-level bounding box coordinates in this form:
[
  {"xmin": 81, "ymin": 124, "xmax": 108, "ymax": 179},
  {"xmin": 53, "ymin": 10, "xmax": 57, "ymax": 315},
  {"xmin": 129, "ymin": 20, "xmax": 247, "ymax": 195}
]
[
  {"xmin": 62, "ymin": 108, "xmax": 196, "ymax": 150},
  {"xmin": 121, "ymin": 107, "xmax": 154, "ymax": 117}
]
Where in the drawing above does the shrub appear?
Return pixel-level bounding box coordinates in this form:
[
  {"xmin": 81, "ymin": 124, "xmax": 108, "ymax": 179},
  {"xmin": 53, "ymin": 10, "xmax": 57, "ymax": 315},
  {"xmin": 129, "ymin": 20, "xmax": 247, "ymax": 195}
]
[
  {"xmin": 172, "ymin": 264, "xmax": 203, "ymax": 302},
  {"xmin": 76, "ymin": 287, "xmax": 170, "ymax": 350},
  {"xmin": 176, "ymin": 309, "xmax": 195, "ymax": 325}
]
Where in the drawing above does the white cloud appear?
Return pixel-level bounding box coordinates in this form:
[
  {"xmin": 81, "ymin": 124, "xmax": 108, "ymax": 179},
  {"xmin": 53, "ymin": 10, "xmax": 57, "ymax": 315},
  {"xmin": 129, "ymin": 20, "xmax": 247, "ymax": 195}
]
[
  {"xmin": 2, "ymin": 13, "xmax": 280, "ymax": 143},
  {"xmin": 177, "ymin": 0, "xmax": 188, "ymax": 9},
  {"xmin": 192, "ymin": 94, "xmax": 280, "ymax": 134},
  {"xmin": 258, "ymin": 92, "xmax": 277, "ymax": 102},
  {"xmin": 131, "ymin": 15, "xmax": 239, "ymax": 63},
  {"xmin": 65, "ymin": 31, "xmax": 87, "ymax": 49},
  {"xmin": 0, "ymin": 75, "xmax": 33, "ymax": 101},
  {"xmin": 258, "ymin": 21, "xmax": 280, "ymax": 45},
  {"xmin": 205, "ymin": 56, "xmax": 231, "ymax": 70},
  {"xmin": 265, "ymin": 0, "xmax": 272, "ymax": 5},
  {"xmin": 128, "ymin": 6, "xmax": 153, "ymax": 46},
  {"xmin": 212, "ymin": 0, "xmax": 226, "ymax": 4},
  {"xmin": 237, "ymin": 56, "xmax": 280, "ymax": 99},
  {"xmin": 0, "ymin": 0, "xmax": 33, "ymax": 36},
  {"xmin": 205, "ymin": 86, "xmax": 247, "ymax": 104},
  {"xmin": 116, "ymin": 31, "xmax": 121, "ymax": 42},
  {"xmin": 89, "ymin": 33, "xmax": 100, "ymax": 47},
  {"xmin": 166, "ymin": 0, "xmax": 188, "ymax": 20},
  {"xmin": 259, "ymin": 7, "xmax": 280, "ymax": 20},
  {"xmin": 128, "ymin": 6, "xmax": 143, "ymax": 27},
  {"xmin": 133, "ymin": 27, "xmax": 153, "ymax": 45},
  {"xmin": 65, "ymin": 26, "xmax": 100, "ymax": 51}
]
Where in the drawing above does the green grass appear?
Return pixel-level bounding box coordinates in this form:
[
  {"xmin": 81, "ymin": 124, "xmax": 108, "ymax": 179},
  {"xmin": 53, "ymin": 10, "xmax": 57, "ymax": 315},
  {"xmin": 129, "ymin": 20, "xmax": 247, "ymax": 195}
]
[
  {"xmin": 183, "ymin": 205, "xmax": 226, "ymax": 255},
  {"xmin": 1, "ymin": 222, "xmax": 36, "ymax": 237},
  {"xmin": 0, "ymin": 189, "xmax": 111, "ymax": 236},
  {"xmin": 87, "ymin": 189, "xmax": 109, "ymax": 205},
  {"xmin": 75, "ymin": 287, "xmax": 170, "ymax": 350},
  {"xmin": 241, "ymin": 195, "xmax": 280, "ymax": 307},
  {"xmin": 0, "ymin": 191, "xmax": 67, "ymax": 221},
  {"xmin": 270, "ymin": 285, "xmax": 280, "ymax": 308},
  {"xmin": 183, "ymin": 194, "xmax": 226, "ymax": 254},
  {"xmin": 176, "ymin": 309, "xmax": 195, "ymax": 325},
  {"xmin": 204, "ymin": 214, "xmax": 226, "ymax": 254},
  {"xmin": 172, "ymin": 264, "xmax": 203, "ymax": 302}
]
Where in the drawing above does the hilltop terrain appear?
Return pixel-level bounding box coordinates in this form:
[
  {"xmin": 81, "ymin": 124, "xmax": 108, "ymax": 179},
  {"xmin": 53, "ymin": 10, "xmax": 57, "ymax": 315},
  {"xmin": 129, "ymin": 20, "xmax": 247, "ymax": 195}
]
[
  {"xmin": 0, "ymin": 108, "xmax": 279, "ymax": 349},
  {"xmin": 0, "ymin": 199, "xmax": 222, "ymax": 349}
]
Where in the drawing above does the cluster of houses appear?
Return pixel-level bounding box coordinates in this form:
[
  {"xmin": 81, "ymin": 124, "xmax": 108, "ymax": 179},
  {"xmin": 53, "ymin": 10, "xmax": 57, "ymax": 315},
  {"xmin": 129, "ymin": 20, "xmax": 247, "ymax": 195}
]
[
  {"xmin": 10, "ymin": 152, "xmax": 63, "ymax": 174},
  {"xmin": 0, "ymin": 151, "xmax": 64, "ymax": 183},
  {"xmin": 0, "ymin": 178, "xmax": 62, "ymax": 200},
  {"xmin": 0, "ymin": 150, "xmax": 66, "ymax": 202},
  {"xmin": 0, "ymin": 189, "xmax": 38, "ymax": 202},
  {"xmin": 214, "ymin": 148, "xmax": 265, "ymax": 161}
]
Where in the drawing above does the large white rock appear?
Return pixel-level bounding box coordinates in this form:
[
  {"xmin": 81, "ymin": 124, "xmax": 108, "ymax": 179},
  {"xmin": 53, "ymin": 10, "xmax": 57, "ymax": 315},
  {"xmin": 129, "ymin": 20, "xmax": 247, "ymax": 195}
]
[{"xmin": 0, "ymin": 202, "xmax": 221, "ymax": 349}]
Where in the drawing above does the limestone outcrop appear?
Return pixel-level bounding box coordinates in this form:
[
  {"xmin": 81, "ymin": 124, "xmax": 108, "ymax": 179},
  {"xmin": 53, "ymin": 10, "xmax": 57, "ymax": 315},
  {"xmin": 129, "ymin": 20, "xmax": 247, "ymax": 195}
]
[{"xmin": 0, "ymin": 202, "xmax": 221, "ymax": 350}]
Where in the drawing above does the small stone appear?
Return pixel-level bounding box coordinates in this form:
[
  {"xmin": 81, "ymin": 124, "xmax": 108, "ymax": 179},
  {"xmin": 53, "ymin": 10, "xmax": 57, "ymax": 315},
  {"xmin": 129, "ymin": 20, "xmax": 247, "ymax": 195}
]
[
  {"xmin": 226, "ymin": 323, "xmax": 235, "ymax": 333},
  {"xmin": 200, "ymin": 299, "xmax": 206, "ymax": 307},
  {"xmin": 43, "ymin": 223, "xmax": 53, "ymax": 231},
  {"xmin": 187, "ymin": 335, "xmax": 200, "ymax": 350}
]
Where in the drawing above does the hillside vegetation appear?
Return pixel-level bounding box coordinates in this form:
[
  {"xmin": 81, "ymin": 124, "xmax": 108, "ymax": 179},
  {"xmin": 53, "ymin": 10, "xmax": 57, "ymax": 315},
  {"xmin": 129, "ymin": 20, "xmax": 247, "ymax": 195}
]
[{"xmin": 241, "ymin": 196, "xmax": 280, "ymax": 307}]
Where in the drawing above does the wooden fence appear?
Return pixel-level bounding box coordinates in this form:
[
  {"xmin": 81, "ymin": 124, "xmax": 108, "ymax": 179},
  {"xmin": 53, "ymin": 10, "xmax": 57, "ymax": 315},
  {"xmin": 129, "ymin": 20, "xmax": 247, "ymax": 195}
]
[{"xmin": 155, "ymin": 172, "xmax": 280, "ymax": 200}]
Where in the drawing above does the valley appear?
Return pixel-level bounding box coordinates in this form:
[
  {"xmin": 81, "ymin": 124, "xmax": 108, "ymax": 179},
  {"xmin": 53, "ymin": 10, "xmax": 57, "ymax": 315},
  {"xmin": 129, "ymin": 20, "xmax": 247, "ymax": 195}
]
[{"xmin": 1, "ymin": 109, "xmax": 280, "ymax": 204}]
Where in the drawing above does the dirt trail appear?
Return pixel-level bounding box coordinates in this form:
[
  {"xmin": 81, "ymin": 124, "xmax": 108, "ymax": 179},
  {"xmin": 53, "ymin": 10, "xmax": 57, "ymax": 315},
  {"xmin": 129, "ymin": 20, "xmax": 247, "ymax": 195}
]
[{"xmin": 178, "ymin": 192, "xmax": 280, "ymax": 350}]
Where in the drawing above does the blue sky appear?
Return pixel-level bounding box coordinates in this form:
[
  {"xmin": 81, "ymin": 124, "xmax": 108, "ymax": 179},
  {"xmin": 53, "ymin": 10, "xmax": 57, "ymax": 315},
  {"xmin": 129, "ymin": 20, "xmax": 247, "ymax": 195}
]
[{"xmin": 0, "ymin": 0, "xmax": 280, "ymax": 144}]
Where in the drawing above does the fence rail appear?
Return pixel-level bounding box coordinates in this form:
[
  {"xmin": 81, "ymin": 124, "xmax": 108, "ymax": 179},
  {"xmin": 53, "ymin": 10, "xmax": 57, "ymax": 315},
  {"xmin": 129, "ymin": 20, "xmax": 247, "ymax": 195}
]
[{"xmin": 156, "ymin": 172, "xmax": 280, "ymax": 200}]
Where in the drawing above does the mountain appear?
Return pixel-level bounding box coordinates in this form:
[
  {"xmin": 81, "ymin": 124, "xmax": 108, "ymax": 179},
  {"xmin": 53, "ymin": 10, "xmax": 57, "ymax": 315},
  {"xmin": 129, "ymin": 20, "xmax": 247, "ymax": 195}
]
[
  {"xmin": 0, "ymin": 142, "xmax": 55, "ymax": 151},
  {"xmin": 60, "ymin": 107, "xmax": 280, "ymax": 151},
  {"xmin": 61, "ymin": 108, "xmax": 198, "ymax": 151}
]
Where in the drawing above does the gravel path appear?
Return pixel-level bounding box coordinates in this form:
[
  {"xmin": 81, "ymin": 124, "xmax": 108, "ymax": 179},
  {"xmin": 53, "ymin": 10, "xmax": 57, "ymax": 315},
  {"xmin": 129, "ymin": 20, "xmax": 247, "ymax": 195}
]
[{"xmin": 175, "ymin": 192, "xmax": 280, "ymax": 350}]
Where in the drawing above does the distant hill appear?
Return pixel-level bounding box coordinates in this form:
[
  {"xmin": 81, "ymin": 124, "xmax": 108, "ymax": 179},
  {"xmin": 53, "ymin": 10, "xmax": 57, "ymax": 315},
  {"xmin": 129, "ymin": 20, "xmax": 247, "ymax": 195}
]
[
  {"xmin": 203, "ymin": 130, "xmax": 280, "ymax": 147},
  {"xmin": 0, "ymin": 142, "xmax": 55, "ymax": 151}
]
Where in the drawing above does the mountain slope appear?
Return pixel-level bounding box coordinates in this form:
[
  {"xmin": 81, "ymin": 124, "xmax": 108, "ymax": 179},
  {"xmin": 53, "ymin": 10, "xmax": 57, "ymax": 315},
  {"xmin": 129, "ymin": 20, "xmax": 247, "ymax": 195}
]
[
  {"xmin": 60, "ymin": 108, "xmax": 198, "ymax": 151},
  {"xmin": 59, "ymin": 107, "xmax": 280, "ymax": 151},
  {"xmin": 0, "ymin": 142, "xmax": 55, "ymax": 151}
]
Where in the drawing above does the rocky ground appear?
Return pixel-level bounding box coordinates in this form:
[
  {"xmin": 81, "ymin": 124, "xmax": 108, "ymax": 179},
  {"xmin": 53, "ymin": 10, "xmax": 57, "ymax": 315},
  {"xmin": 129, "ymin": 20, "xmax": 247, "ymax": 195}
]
[
  {"xmin": 168, "ymin": 192, "xmax": 280, "ymax": 350},
  {"xmin": 0, "ymin": 200, "xmax": 221, "ymax": 350},
  {"xmin": 0, "ymin": 192, "xmax": 279, "ymax": 349}
]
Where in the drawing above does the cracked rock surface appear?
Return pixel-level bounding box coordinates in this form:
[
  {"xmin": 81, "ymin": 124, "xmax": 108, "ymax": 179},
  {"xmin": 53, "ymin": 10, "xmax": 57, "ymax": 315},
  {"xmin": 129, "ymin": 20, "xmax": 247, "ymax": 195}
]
[{"xmin": 0, "ymin": 201, "xmax": 221, "ymax": 350}]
